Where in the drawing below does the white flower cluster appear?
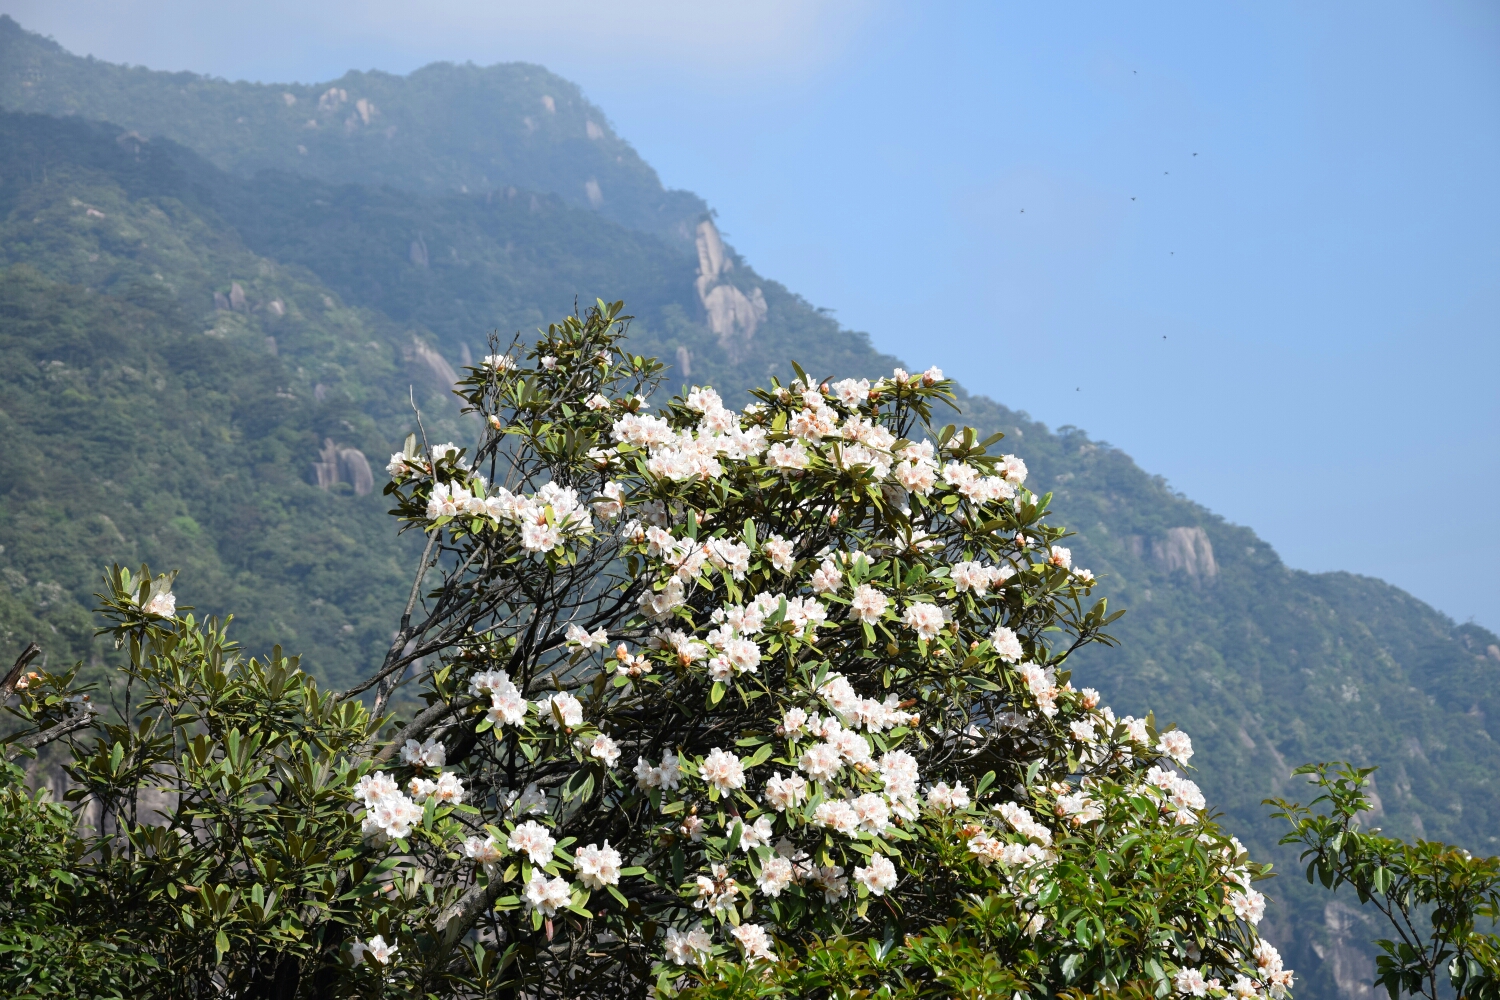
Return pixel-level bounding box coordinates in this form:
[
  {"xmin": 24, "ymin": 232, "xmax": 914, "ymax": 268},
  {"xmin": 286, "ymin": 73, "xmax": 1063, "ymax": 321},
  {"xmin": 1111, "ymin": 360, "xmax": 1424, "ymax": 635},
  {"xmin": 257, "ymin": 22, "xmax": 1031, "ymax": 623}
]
[
  {"xmin": 634, "ymin": 751, "xmax": 684, "ymax": 790},
  {"xmin": 462, "ymin": 834, "xmax": 504, "ymax": 867},
  {"xmin": 1145, "ymin": 765, "xmax": 1208, "ymax": 825},
  {"xmin": 941, "ymin": 460, "xmax": 1016, "ymax": 504},
  {"xmin": 925, "ymin": 781, "xmax": 971, "ymax": 812},
  {"xmin": 407, "ymin": 771, "xmax": 466, "ymax": 805},
  {"xmin": 471, "ymin": 668, "xmax": 530, "ymax": 728},
  {"xmin": 951, "ymin": 560, "xmax": 1014, "ymax": 595},
  {"xmin": 575, "ymin": 841, "xmax": 623, "ymax": 889},
  {"xmin": 1055, "ymin": 786, "xmax": 1104, "ymax": 826},
  {"xmin": 806, "ymin": 674, "xmax": 917, "ymax": 733},
  {"xmin": 355, "ymin": 739, "xmax": 467, "ymax": 840},
  {"xmin": 1017, "ymin": 661, "xmax": 1062, "ymax": 717},
  {"xmin": 525, "ymin": 871, "xmax": 571, "ymax": 916},
  {"xmin": 400, "ymin": 737, "xmax": 445, "ymax": 768},
  {"xmin": 353, "ymin": 771, "xmax": 424, "ymax": 841},
  {"xmin": 1175, "ymin": 940, "xmax": 1292, "ymax": 998},
  {"xmin": 613, "ymin": 386, "xmax": 768, "ymax": 481},
  {"xmin": 704, "ymin": 592, "xmax": 826, "ymax": 680},
  {"xmin": 426, "ymin": 480, "xmax": 593, "ymax": 553},
  {"xmin": 664, "ymin": 925, "xmax": 714, "ymax": 965}
]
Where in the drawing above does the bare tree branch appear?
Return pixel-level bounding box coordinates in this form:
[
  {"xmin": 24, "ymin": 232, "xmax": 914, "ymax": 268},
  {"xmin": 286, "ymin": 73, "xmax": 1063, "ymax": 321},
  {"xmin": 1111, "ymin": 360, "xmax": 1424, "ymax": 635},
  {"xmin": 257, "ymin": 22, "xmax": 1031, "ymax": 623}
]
[{"xmin": 1, "ymin": 641, "xmax": 41, "ymax": 699}]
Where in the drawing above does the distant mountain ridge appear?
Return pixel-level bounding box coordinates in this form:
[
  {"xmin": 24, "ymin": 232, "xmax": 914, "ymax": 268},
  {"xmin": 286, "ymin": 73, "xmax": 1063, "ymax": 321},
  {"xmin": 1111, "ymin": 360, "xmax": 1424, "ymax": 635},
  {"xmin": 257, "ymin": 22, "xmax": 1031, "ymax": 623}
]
[
  {"xmin": 0, "ymin": 15, "xmax": 706, "ymax": 238},
  {"xmin": 1, "ymin": 21, "xmax": 1497, "ymax": 1000}
]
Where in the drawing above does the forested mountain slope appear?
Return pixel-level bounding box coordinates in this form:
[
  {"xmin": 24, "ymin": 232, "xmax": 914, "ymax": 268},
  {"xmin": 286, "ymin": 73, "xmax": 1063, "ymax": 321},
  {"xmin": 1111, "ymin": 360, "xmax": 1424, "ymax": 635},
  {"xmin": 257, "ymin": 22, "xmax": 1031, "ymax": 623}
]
[
  {"xmin": 0, "ymin": 113, "xmax": 468, "ymax": 685},
  {"xmin": 1, "ymin": 24, "xmax": 1497, "ymax": 1000}
]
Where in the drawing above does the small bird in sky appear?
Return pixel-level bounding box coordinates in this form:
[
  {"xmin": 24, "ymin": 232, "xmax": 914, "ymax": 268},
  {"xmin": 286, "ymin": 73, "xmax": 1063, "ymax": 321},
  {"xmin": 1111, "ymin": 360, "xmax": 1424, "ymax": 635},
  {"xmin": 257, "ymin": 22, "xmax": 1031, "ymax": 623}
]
[
  {"xmin": 1164, "ymin": 171, "xmax": 1169, "ymax": 175},
  {"xmin": 1020, "ymin": 209, "xmax": 1025, "ymax": 213},
  {"xmin": 1193, "ymin": 152, "xmax": 1198, "ymax": 157}
]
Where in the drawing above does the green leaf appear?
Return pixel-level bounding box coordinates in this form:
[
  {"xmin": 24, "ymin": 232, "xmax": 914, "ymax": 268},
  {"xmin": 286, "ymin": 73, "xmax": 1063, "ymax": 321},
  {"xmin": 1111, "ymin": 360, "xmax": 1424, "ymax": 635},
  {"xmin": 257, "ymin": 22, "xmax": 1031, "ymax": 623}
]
[{"xmin": 744, "ymin": 743, "xmax": 775, "ymax": 768}]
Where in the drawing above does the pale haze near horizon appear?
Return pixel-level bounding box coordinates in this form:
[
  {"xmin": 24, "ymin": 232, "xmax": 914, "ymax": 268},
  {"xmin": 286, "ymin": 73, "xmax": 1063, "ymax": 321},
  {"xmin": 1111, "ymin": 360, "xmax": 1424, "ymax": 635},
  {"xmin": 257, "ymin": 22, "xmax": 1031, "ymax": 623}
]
[{"xmin": 5, "ymin": 1, "xmax": 1497, "ymax": 631}]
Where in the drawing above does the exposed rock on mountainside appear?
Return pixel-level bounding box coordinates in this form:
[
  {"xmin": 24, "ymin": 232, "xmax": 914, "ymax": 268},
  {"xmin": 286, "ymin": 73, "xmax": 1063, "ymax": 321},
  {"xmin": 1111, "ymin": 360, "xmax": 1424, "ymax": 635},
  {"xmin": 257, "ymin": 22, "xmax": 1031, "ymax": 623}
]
[
  {"xmin": 695, "ymin": 218, "xmax": 767, "ymax": 360},
  {"xmin": 1318, "ymin": 902, "xmax": 1376, "ymax": 1000},
  {"xmin": 310, "ymin": 439, "xmax": 374, "ymax": 496},
  {"xmin": 407, "ymin": 337, "xmax": 461, "ymax": 394},
  {"xmin": 1151, "ymin": 525, "xmax": 1219, "ymax": 582}
]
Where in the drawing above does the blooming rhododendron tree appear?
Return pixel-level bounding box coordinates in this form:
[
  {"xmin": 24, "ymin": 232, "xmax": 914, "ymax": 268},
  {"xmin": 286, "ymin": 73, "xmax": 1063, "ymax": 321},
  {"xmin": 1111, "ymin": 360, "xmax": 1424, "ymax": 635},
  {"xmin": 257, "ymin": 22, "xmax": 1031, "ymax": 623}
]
[
  {"xmin": 346, "ymin": 300, "xmax": 1289, "ymax": 997},
  {"xmin": 0, "ymin": 300, "xmax": 1294, "ymax": 999}
]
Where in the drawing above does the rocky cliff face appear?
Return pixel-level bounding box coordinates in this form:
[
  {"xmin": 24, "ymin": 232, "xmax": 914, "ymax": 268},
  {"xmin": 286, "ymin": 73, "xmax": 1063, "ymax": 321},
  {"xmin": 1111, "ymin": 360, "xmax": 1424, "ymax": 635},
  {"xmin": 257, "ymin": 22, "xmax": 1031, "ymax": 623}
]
[
  {"xmin": 407, "ymin": 337, "xmax": 461, "ymax": 395},
  {"xmin": 1122, "ymin": 526, "xmax": 1219, "ymax": 584},
  {"xmin": 694, "ymin": 219, "xmax": 766, "ymax": 361},
  {"xmin": 1315, "ymin": 902, "xmax": 1377, "ymax": 1000},
  {"xmin": 310, "ymin": 438, "xmax": 374, "ymax": 496}
]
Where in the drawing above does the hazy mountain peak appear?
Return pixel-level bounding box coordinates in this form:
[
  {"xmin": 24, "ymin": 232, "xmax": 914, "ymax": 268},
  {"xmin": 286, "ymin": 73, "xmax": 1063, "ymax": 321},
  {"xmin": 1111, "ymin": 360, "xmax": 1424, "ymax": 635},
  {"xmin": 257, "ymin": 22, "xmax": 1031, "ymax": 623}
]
[{"xmin": 0, "ymin": 14, "xmax": 707, "ymax": 237}]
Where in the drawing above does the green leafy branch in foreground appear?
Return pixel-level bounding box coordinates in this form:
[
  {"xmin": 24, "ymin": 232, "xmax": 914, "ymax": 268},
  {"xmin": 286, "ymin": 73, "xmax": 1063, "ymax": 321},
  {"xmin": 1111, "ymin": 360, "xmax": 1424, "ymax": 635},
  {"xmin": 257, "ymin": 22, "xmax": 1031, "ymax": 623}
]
[
  {"xmin": 1269, "ymin": 762, "xmax": 1500, "ymax": 1000},
  {"xmin": 1, "ymin": 566, "xmax": 393, "ymax": 997}
]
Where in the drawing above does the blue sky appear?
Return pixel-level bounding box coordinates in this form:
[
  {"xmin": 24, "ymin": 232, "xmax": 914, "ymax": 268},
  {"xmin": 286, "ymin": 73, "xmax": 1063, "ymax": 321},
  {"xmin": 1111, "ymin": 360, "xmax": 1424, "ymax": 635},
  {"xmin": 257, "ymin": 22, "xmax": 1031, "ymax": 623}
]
[{"xmin": 7, "ymin": 1, "xmax": 1498, "ymax": 630}]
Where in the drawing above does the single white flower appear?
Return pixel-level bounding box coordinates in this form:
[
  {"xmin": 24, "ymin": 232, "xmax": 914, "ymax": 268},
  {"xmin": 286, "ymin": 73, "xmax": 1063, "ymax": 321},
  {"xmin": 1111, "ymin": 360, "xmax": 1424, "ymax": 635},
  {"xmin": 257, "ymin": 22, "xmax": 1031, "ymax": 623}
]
[
  {"xmin": 352, "ymin": 934, "xmax": 397, "ymax": 966},
  {"xmin": 142, "ymin": 591, "xmax": 176, "ymax": 617}
]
